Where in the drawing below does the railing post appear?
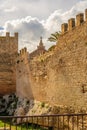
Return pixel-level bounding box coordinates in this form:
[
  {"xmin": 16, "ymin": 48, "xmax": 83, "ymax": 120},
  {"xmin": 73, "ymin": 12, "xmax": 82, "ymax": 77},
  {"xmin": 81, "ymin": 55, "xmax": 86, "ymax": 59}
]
[
  {"xmin": 68, "ymin": 115, "xmax": 70, "ymax": 130},
  {"xmin": 77, "ymin": 115, "xmax": 79, "ymax": 130},
  {"xmin": 63, "ymin": 115, "xmax": 64, "ymax": 130},
  {"xmin": 36, "ymin": 116, "xmax": 38, "ymax": 129},
  {"xmin": 9, "ymin": 119, "xmax": 12, "ymax": 130},
  {"xmin": 16, "ymin": 117, "xmax": 17, "ymax": 130},
  {"xmin": 4, "ymin": 122, "xmax": 6, "ymax": 130},
  {"xmin": 57, "ymin": 116, "xmax": 59, "ymax": 130},
  {"xmin": 26, "ymin": 117, "xmax": 28, "ymax": 130},
  {"xmin": 82, "ymin": 115, "xmax": 84, "ymax": 129},
  {"xmin": 32, "ymin": 116, "xmax": 33, "ymax": 130},
  {"xmin": 72, "ymin": 116, "xmax": 74, "ymax": 130}
]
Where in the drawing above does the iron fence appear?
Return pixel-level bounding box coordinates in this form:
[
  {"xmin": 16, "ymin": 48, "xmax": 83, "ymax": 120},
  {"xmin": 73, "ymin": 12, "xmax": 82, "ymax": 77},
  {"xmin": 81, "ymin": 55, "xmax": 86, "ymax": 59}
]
[{"xmin": 0, "ymin": 113, "xmax": 87, "ymax": 130}]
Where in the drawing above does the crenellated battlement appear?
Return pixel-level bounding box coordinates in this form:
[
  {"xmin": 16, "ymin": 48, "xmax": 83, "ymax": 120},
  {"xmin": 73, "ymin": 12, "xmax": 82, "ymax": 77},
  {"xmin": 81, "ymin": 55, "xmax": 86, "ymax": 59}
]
[
  {"xmin": 1, "ymin": 32, "xmax": 18, "ymax": 39},
  {"xmin": 0, "ymin": 32, "xmax": 18, "ymax": 55},
  {"xmin": 19, "ymin": 47, "xmax": 27, "ymax": 56},
  {"xmin": 61, "ymin": 9, "xmax": 87, "ymax": 34},
  {"xmin": 61, "ymin": 23, "xmax": 68, "ymax": 34},
  {"xmin": 16, "ymin": 47, "xmax": 29, "ymax": 65},
  {"xmin": 68, "ymin": 18, "xmax": 75, "ymax": 31},
  {"xmin": 76, "ymin": 13, "xmax": 84, "ymax": 26}
]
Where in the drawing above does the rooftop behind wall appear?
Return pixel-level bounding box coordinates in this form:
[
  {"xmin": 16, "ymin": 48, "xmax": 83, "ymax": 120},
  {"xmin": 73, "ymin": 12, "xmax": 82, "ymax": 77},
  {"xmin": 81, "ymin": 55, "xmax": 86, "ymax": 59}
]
[{"xmin": 61, "ymin": 9, "xmax": 87, "ymax": 34}]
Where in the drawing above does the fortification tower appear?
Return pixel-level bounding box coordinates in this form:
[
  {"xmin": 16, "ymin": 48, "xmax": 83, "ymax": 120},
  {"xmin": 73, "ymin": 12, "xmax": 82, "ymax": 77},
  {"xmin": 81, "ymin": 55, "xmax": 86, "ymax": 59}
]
[{"xmin": 0, "ymin": 32, "xmax": 18, "ymax": 95}]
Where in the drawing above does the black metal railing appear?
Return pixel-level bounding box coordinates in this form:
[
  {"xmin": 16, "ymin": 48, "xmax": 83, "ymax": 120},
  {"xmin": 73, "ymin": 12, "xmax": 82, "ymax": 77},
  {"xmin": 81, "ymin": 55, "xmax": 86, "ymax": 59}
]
[{"xmin": 0, "ymin": 113, "xmax": 87, "ymax": 130}]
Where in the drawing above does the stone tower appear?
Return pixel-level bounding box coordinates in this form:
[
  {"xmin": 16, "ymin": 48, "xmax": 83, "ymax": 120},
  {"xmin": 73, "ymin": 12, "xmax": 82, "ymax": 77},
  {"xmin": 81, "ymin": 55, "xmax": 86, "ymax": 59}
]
[{"xmin": 0, "ymin": 32, "xmax": 18, "ymax": 95}]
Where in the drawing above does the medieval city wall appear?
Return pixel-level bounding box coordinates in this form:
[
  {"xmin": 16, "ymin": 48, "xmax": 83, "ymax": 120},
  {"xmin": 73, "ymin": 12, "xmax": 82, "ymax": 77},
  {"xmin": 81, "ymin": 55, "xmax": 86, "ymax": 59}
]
[{"xmin": 16, "ymin": 9, "xmax": 87, "ymax": 109}]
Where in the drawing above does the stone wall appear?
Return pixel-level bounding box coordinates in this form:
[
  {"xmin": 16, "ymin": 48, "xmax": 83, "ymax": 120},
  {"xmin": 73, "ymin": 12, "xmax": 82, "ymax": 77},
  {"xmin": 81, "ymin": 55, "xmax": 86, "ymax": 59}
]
[
  {"xmin": 0, "ymin": 32, "xmax": 18, "ymax": 95},
  {"xmin": 16, "ymin": 9, "xmax": 87, "ymax": 109}
]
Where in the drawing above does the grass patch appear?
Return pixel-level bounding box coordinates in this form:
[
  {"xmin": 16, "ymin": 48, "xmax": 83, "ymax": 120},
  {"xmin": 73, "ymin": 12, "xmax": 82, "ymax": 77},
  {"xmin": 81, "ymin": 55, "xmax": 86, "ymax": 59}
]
[{"xmin": 0, "ymin": 120, "xmax": 46, "ymax": 130}]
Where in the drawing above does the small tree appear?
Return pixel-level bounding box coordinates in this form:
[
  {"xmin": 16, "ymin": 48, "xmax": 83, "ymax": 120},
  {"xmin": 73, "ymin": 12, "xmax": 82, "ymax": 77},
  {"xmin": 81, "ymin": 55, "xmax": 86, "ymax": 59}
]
[{"xmin": 48, "ymin": 31, "xmax": 61, "ymax": 42}]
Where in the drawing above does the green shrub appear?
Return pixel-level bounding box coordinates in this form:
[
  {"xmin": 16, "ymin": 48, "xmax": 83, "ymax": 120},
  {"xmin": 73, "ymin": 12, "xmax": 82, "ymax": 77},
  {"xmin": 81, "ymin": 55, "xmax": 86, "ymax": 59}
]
[{"xmin": 41, "ymin": 102, "xmax": 45, "ymax": 108}]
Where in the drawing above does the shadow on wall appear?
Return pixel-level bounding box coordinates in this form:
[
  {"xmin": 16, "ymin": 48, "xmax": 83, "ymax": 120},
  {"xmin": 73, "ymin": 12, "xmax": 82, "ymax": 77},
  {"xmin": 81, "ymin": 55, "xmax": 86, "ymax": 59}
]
[{"xmin": 16, "ymin": 48, "xmax": 34, "ymax": 99}]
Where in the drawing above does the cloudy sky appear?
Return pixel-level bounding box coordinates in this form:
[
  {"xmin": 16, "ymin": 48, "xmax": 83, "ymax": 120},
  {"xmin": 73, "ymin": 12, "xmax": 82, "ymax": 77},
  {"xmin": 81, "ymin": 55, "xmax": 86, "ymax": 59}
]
[{"xmin": 0, "ymin": 0, "xmax": 87, "ymax": 52}]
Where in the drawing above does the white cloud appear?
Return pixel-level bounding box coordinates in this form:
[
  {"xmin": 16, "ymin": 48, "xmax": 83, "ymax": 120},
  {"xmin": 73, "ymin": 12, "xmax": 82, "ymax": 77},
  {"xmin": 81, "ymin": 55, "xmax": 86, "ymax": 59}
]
[
  {"xmin": 45, "ymin": 10, "xmax": 63, "ymax": 32},
  {"xmin": 4, "ymin": 7, "xmax": 17, "ymax": 12},
  {"xmin": 0, "ymin": 0, "xmax": 81, "ymax": 26}
]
